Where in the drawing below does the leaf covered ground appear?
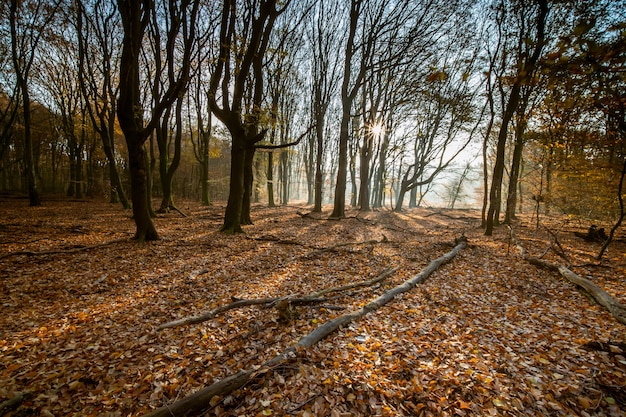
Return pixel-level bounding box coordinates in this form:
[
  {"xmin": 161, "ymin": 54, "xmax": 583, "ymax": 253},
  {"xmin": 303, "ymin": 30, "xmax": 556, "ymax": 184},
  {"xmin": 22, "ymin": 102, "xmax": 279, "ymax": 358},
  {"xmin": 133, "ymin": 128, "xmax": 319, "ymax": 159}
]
[{"xmin": 1, "ymin": 199, "xmax": 625, "ymax": 417}]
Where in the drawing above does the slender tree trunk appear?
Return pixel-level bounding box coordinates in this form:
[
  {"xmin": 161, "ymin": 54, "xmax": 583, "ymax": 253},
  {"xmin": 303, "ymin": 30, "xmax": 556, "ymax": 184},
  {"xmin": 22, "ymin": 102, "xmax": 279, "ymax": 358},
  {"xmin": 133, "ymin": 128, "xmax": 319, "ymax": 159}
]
[
  {"xmin": 200, "ymin": 132, "xmax": 210, "ymax": 206},
  {"xmin": 280, "ymin": 150, "xmax": 289, "ymax": 205},
  {"xmin": 409, "ymin": 187, "xmax": 417, "ymax": 208},
  {"xmin": 331, "ymin": 109, "xmax": 349, "ymax": 218},
  {"xmin": 101, "ymin": 125, "xmax": 130, "ymax": 207},
  {"xmin": 485, "ymin": 0, "xmax": 547, "ymax": 235},
  {"xmin": 199, "ymin": 111, "xmax": 212, "ymax": 206},
  {"xmin": 145, "ymin": 134, "xmax": 156, "ymax": 218},
  {"xmin": 518, "ymin": 158, "xmax": 524, "ymax": 214},
  {"xmin": 313, "ymin": 120, "xmax": 324, "ymax": 212},
  {"xmin": 10, "ymin": 0, "xmax": 41, "ymax": 206},
  {"xmin": 267, "ymin": 150, "xmax": 275, "ymax": 207},
  {"xmin": 394, "ymin": 179, "xmax": 408, "ymax": 212},
  {"xmin": 545, "ymin": 147, "xmax": 553, "ymax": 214},
  {"xmin": 505, "ymin": 118, "xmax": 526, "ymax": 223},
  {"xmin": 598, "ymin": 158, "xmax": 626, "ymax": 260},
  {"xmin": 241, "ymin": 146, "xmax": 255, "ymax": 225},
  {"xmin": 67, "ymin": 152, "xmax": 76, "ymax": 197},
  {"xmin": 359, "ymin": 135, "xmax": 372, "ymax": 211},
  {"xmin": 159, "ymin": 99, "xmax": 184, "ymax": 212},
  {"xmin": 330, "ymin": 1, "xmax": 360, "ymax": 219},
  {"xmin": 76, "ymin": 148, "xmax": 83, "ymax": 198}
]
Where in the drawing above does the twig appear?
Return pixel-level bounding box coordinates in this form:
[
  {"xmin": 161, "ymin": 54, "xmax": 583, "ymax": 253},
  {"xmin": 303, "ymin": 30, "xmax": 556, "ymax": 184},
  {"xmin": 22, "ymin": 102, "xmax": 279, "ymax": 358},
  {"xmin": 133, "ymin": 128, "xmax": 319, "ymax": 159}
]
[
  {"xmin": 0, "ymin": 237, "xmax": 130, "ymax": 259},
  {"xmin": 301, "ymin": 236, "xmax": 388, "ymax": 258},
  {"xmin": 158, "ymin": 267, "xmax": 397, "ymax": 330}
]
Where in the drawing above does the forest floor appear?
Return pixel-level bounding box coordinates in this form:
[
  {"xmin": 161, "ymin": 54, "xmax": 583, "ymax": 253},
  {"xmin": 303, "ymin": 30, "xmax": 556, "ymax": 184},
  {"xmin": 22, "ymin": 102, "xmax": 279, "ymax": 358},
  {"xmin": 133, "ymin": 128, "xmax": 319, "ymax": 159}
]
[{"xmin": 0, "ymin": 198, "xmax": 625, "ymax": 417}]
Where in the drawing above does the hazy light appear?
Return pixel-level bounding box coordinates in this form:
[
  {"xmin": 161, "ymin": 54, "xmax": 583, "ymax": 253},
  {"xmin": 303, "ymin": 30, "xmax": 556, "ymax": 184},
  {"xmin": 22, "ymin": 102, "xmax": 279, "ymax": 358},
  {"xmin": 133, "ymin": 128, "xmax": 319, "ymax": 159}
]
[{"xmin": 371, "ymin": 122, "xmax": 384, "ymax": 137}]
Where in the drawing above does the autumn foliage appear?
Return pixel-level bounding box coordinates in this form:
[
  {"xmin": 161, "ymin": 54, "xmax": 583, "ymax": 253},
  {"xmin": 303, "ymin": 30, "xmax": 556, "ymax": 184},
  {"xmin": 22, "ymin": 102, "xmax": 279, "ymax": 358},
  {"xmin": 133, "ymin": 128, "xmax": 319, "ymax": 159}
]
[{"xmin": 0, "ymin": 199, "xmax": 625, "ymax": 416}]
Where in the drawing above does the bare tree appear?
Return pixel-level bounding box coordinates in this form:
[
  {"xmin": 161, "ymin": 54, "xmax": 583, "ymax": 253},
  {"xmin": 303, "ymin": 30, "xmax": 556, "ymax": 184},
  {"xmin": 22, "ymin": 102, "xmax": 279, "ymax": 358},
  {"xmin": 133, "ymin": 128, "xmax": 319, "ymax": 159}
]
[
  {"xmin": 484, "ymin": 0, "xmax": 549, "ymax": 236},
  {"xmin": 76, "ymin": 0, "xmax": 130, "ymax": 207},
  {"xmin": 116, "ymin": 0, "xmax": 200, "ymax": 240},
  {"xmin": 306, "ymin": 0, "xmax": 343, "ymax": 212},
  {"xmin": 207, "ymin": 0, "xmax": 293, "ymax": 233},
  {"xmin": 394, "ymin": 26, "xmax": 483, "ymax": 212},
  {"xmin": 8, "ymin": 0, "xmax": 61, "ymax": 206}
]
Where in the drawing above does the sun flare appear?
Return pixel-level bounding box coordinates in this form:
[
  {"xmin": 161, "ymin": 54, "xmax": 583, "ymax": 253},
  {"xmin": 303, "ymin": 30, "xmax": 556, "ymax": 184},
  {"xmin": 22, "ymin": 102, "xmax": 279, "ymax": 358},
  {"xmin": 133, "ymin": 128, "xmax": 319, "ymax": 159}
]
[{"xmin": 371, "ymin": 122, "xmax": 384, "ymax": 136}]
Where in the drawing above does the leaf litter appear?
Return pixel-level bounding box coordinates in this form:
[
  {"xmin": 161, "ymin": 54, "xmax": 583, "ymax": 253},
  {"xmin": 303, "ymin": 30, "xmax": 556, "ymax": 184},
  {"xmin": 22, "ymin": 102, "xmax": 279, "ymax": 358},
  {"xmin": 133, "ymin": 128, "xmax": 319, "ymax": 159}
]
[{"xmin": 0, "ymin": 200, "xmax": 624, "ymax": 416}]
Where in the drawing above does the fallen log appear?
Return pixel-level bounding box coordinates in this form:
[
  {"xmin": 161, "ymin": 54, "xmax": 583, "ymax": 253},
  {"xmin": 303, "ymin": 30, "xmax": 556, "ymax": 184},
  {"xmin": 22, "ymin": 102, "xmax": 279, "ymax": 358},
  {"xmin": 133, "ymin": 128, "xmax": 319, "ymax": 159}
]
[
  {"xmin": 510, "ymin": 227, "xmax": 626, "ymax": 326},
  {"xmin": 141, "ymin": 237, "xmax": 467, "ymax": 417}
]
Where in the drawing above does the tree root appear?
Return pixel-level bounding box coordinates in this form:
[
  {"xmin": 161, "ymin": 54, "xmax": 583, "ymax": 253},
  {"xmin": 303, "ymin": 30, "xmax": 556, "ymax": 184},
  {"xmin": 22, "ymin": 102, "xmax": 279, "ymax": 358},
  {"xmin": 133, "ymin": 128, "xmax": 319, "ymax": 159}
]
[{"xmin": 142, "ymin": 238, "xmax": 467, "ymax": 417}]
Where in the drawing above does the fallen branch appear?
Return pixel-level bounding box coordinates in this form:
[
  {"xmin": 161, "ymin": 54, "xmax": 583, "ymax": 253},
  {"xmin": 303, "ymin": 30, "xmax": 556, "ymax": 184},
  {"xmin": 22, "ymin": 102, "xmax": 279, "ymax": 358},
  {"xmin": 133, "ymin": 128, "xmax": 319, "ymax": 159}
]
[
  {"xmin": 0, "ymin": 237, "xmax": 129, "ymax": 259},
  {"xmin": 544, "ymin": 226, "xmax": 571, "ymax": 265},
  {"xmin": 246, "ymin": 235, "xmax": 305, "ymax": 246},
  {"xmin": 0, "ymin": 392, "xmax": 32, "ymax": 415},
  {"xmin": 557, "ymin": 266, "xmax": 626, "ymax": 325},
  {"xmin": 308, "ymin": 266, "xmax": 399, "ymax": 298},
  {"xmin": 302, "ymin": 235, "xmax": 388, "ymax": 258},
  {"xmin": 510, "ymin": 227, "xmax": 626, "ymax": 326},
  {"xmin": 142, "ymin": 237, "xmax": 467, "ymax": 417},
  {"xmin": 158, "ymin": 298, "xmax": 278, "ymax": 330},
  {"xmin": 158, "ymin": 267, "xmax": 398, "ymax": 330}
]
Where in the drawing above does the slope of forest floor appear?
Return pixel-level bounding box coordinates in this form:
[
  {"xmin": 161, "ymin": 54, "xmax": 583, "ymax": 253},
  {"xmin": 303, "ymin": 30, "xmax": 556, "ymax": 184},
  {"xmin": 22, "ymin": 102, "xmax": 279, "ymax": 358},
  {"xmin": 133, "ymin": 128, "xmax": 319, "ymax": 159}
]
[{"xmin": 0, "ymin": 198, "xmax": 625, "ymax": 417}]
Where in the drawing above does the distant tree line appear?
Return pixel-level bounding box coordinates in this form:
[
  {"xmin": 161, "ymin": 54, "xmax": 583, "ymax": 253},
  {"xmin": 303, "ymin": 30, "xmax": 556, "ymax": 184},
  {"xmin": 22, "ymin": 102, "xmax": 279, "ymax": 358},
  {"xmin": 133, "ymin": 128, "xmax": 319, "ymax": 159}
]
[{"xmin": 0, "ymin": 0, "xmax": 623, "ymax": 239}]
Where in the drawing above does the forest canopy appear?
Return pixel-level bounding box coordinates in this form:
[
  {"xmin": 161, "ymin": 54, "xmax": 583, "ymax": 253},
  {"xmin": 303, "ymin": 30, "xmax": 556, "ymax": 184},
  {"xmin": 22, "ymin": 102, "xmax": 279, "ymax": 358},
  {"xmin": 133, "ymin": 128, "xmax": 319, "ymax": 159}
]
[{"xmin": 0, "ymin": 0, "xmax": 624, "ymax": 237}]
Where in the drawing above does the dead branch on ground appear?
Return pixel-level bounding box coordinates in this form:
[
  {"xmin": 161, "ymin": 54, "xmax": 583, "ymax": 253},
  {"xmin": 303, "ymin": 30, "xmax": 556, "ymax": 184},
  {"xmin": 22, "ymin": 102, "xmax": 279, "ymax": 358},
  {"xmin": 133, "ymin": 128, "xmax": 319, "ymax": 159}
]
[
  {"xmin": 302, "ymin": 235, "xmax": 388, "ymax": 258},
  {"xmin": 510, "ymin": 227, "xmax": 626, "ymax": 326},
  {"xmin": 142, "ymin": 238, "xmax": 467, "ymax": 417},
  {"xmin": 0, "ymin": 392, "xmax": 32, "ymax": 415},
  {"xmin": 0, "ymin": 237, "xmax": 130, "ymax": 259},
  {"xmin": 246, "ymin": 235, "xmax": 305, "ymax": 246},
  {"xmin": 158, "ymin": 267, "xmax": 398, "ymax": 330}
]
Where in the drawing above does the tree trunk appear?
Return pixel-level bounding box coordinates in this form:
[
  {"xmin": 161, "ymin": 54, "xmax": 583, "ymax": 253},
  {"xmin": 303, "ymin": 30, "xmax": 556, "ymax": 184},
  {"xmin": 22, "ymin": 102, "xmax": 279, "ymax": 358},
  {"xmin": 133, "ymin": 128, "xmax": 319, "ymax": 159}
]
[
  {"xmin": 504, "ymin": 123, "xmax": 525, "ymax": 223},
  {"xmin": 280, "ymin": 149, "xmax": 289, "ymax": 205},
  {"xmin": 505, "ymin": 107, "xmax": 528, "ymax": 223},
  {"xmin": 267, "ymin": 150, "xmax": 275, "ymax": 207},
  {"xmin": 67, "ymin": 152, "xmax": 76, "ymax": 197},
  {"xmin": 331, "ymin": 107, "xmax": 350, "ymax": 218},
  {"xmin": 222, "ymin": 135, "xmax": 246, "ymax": 233},
  {"xmin": 241, "ymin": 146, "xmax": 255, "ymax": 225},
  {"xmin": 75, "ymin": 148, "xmax": 83, "ymax": 198},
  {"xmin": 200, "ymin": 138, "xmax": 210, "ymax": 206},
  {"xmin": 128, "ymin": 140, "xmax": 159, "ymax": 241},
  {"xmin": 102, "ymin": 129, "xmax": 130, "ymax": 207},
  {"xmin": 158, "ymin": 99, "xmax": 184, "ymax": 212},
  {"xmin": 394, "ymin": 179, "xmax": 409, "ymax": 212},
  {"xmin": 359, "ymin": 135, "xmax": 372, "ymax": 211},
  {"xmin": 313, "ymin": 121, "xmax": 324, "ymax": 212},
  {"xmin": 598, "ymin": 158, "xmax": 626, "ymax": 260},
  {"xmin": 10, "ymin": 0, "xmax": 41, "ymax": 207}
]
